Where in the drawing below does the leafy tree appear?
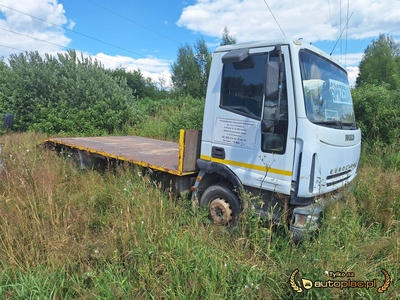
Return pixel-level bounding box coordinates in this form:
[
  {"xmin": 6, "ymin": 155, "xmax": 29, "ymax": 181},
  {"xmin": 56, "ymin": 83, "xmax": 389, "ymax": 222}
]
[
  {"xmin": 171, "ymin": 28, "xmax": 238, "ymax": 98},
  {"xmin": 194, "ymin": 37, "xmax": 212, "ymax": 95},
  {"xmin": 109, "ymin": 67, "xmax": 161, "ymax": 100},
  {"xmin": 356, "ymin": 34, "xmax": 400, "ymax": 90},
  {"xmin": 220, "ymin": 26, "xmax": 237, "ymax": 46},
  {"xmin": 2, "ymin": 50, "xmax": 134, "ymax": 135},
  {"xmin": 171, "ymin": 37, "xmax": 211, "ymax": 98}
]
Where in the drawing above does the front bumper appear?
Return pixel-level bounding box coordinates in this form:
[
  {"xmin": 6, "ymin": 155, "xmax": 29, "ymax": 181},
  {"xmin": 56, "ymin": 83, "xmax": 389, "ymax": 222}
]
[{"xmin": 290, "ymin": 192, "xmax": 344, "ymax": 241}]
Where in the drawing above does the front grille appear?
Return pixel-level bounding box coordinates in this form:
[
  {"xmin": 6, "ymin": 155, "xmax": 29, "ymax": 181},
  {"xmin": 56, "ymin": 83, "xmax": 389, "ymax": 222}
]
[{"xmin": 326, "ymin": 170, "xmax": 352, "ymax": 187}]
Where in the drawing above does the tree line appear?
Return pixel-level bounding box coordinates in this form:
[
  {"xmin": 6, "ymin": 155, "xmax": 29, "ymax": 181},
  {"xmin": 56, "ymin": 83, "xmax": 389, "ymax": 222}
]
[{"xmin": 0, "ymin": 30, "xmax": 399, "ymax": 146}]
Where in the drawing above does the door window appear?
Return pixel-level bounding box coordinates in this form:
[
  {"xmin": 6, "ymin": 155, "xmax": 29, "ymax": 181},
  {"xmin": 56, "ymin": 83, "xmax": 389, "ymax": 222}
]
[
  {"xmin": 220, "ymin": 51, "xmax": 288, "ymax": 154},
  {"xmin": 220, "ymin": 54, "xmax": 266, "ymax": 119}
]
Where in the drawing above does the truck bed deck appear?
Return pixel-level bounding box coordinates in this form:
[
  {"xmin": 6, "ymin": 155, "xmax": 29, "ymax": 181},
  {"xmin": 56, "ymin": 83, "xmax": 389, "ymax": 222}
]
[{"xmin": 44, "ymin": 130, "xmax": 201, "ymax": 176}]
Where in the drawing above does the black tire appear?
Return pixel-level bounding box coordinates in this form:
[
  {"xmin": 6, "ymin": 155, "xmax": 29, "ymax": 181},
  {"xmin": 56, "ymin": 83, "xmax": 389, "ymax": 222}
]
[{"xmin": 199, "ymin": 183, "xmax": 240, "ymax": 225}]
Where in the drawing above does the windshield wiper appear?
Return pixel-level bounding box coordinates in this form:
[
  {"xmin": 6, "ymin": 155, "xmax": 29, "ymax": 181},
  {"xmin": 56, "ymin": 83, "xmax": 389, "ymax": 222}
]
[
  {"xmin": 313, "ymin": 121, "xmax": 343, "ymax": 129},
  {"xmin": 342, "ymin": 122, "xmax": 359, "ymax": 129},
  {"xmin": 313, "ymin": 121, "xmax": 359, "ymax": 130}
]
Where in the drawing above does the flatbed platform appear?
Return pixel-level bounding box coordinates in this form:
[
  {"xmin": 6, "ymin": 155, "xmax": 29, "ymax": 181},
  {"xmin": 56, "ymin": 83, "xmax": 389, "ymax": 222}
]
[{"xmin": 43, "ymin": 130, "xmax": 201, "ymax": 176}]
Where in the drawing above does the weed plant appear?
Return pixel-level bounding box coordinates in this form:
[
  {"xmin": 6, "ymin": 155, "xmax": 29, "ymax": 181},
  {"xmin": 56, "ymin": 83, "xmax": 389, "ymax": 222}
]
[{"xmin": 0, "ymin": 132, "xmax": 398, "ymax": 299}]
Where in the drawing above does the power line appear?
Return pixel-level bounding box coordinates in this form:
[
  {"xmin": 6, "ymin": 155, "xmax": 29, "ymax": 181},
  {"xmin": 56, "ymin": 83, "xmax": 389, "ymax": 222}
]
[
  {"xmin": 345, "ymin": 0, "xmax": 350, "ymax": 67},
  {"xmin": 0, "ymin": 27, "xmax": 68, "ymax": 49},
  {"xmin": 340, "ymin": 0, "xmax": 342, "ymax": 60},
  {"xmin": 327, "ymin": 0, "xmax": 335, "ymax": 41},
  {"xmin": 83, "ymin": 0, "xmax": 180, "ymax": 44},
  {"xmin": 0, "ymin": 27, "xmax": 148, "ymax": 70},
  {"xmin": 0, "ymin": 44, "xmax": 25, "ymax": 53},
  {"xmin": 330, "ymin": 12, "xmax": 353, "ymax": 56},
  {"xmin": 0, "ymin": 3, "xmax": 146, "ymax": 58},
  {"xmin": 263, "ymin": 0, "xmax": 286, "ymax": 39}
]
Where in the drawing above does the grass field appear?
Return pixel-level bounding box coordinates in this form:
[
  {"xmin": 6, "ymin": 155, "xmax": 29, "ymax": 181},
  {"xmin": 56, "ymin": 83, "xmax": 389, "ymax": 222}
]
[{"xmin": 0, "ymin": 132, "xmax": 398, "ymax": 299}]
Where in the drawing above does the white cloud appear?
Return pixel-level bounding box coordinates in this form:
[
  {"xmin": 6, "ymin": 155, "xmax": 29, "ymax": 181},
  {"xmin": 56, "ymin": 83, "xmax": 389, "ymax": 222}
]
[
  {"xmin": 177, "ymin": 0, "xmax": 400, "ymax": 43},
  {"xmin": 93, "ymin": 53, "xmax": 172, "ymax": 87},
  {"xmin": 346, "ymin": 66, "xmax": 359, "ymax": 88},
  {"xmin": 0, "ymin": 0, "xmax": 72, "ymax": 56}
]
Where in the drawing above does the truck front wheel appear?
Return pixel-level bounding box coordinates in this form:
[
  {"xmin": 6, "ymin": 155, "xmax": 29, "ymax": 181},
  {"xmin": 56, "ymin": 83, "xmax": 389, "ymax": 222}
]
[{"xmin": 199, "ymin": 183, "xmax": 240, "ymax": 225}]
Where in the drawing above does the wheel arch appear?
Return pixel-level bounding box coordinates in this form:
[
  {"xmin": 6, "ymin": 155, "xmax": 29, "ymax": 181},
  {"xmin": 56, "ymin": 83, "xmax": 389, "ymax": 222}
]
[{"xmin": 195, "ymin": 159, "xmax": 244, "ymax": 198}]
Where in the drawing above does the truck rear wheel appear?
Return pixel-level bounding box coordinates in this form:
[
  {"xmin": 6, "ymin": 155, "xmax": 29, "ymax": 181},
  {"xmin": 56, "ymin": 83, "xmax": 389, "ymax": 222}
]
[{"xmin": 199, "ymin": 183, "xmax": 240, "ymax": 225}]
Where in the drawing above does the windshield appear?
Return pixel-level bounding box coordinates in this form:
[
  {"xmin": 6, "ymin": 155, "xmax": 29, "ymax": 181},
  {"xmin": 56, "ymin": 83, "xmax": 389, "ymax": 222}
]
[{"xmin": 300, "ymin": 50, "xmax": 356, "ymax": 128}]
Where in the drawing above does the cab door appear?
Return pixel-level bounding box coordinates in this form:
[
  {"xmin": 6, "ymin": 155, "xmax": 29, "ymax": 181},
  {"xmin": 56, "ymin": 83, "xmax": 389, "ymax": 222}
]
[{"xmin": 209, "ymin": 45, "xmax": 296, "ymax": 195}]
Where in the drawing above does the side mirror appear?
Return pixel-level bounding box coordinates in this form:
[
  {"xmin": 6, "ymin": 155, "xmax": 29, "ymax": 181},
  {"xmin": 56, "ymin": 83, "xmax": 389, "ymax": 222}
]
[
  {"xmin": 265, "ymin": 61, "xmax": 279, "ymax": 100},
  {"xmin": 222, "ymin": 48, "xmax": 254, "ymax": 69}
]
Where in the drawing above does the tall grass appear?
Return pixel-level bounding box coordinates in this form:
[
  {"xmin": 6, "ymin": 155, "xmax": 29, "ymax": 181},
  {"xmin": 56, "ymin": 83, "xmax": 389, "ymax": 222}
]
[{"xmin": 0, "ymin": 132, "xmax": 398, "ymax": 299}]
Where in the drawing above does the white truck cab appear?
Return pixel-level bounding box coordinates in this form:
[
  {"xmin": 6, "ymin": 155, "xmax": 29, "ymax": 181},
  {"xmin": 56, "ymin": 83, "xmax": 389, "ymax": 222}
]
[{"xmin": 193, "ymin": 39, "xmax": 361, "ymax": 239}]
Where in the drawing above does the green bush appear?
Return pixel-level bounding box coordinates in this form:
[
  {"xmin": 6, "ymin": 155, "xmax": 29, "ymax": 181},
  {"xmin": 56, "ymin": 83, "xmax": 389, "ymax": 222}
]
[
  {"xmin": 352, "ymin": 84, "xmax": 400, "ymax": 146},
  {"xmin": 0, "ymin": 51, "xmax": 136, "ymax": 135}
]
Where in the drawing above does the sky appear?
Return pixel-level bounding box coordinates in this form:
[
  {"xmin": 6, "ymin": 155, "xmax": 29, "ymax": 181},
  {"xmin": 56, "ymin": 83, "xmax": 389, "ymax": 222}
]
[{"xmin": 0, "ymin": 0, "xmax": 399, "ymax": 88}]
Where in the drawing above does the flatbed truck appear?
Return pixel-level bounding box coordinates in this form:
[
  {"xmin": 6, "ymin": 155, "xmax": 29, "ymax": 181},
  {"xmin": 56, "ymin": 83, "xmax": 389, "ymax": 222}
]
[{"xmin": 44, "ymin": 39, "xmax": 361, "ymax": 239}]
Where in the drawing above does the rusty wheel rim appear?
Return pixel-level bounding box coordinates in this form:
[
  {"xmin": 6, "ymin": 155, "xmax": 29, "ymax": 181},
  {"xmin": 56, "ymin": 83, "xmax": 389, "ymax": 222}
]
[{"xmin": 209, "ymin": 198, "xmax": 233, "ymax": 224}]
